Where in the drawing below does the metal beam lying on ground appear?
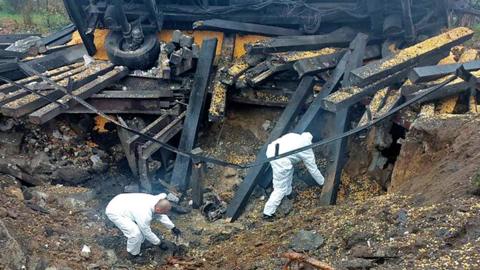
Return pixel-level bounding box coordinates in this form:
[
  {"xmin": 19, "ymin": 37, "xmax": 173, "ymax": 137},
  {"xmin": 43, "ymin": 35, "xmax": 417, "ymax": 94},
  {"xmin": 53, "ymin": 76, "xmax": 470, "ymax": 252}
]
[
  {"xmin": 193, "ymin": 19, "xmax": 303, "ymax": 36},
  {"xmin": 28, "ymin": 66, "xmax": 129, "ymax": 124},
  {"xmin": 208, "ymin": 33, "xmax": 235, "ymax": 122},
  {"xmin": 226, "ymin": 76, "xmax": 315, "ymax": 222},
  {"xmin": 170, "ymin": 38, "xmax": 217, "ymax": 190},
  {"xmin": 349, "ymin": 27, "xmax": 474, "ymax": 87},
  {"xmin": 409, "ymin": 60, "xmax": 480, "ymax": 83},
  {"xmin": 246, "ymin": 27, "xmax": 358, "ymax": 54},
  {"xmin": 1, "ymin": 63, "xmax": 113, "ymax": 118}
]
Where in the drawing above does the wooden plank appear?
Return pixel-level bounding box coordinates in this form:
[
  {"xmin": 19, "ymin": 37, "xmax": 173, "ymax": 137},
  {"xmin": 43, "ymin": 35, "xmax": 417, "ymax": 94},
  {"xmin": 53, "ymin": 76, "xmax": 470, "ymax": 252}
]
[
  {"xmin": 193, "ymin": 19, "xmax": 303, "ymax": 36},
  {"xmin": 208, "ymin": 33, "xmax": 235, "ymax": 122},
  {"xmin": 138, "ymin": 113, "xmax": 185, "ymax": 192},
  {"xmin": 0, "ymin": 62, "xmax": 83, "ymax": 95},
  {"xmin": 92, "ymin": 90, "xmax": 173, "ymax": 99},
  {"xmin": 64, "ymin": 99, "xmax": 174, "ymax": 114},
  {"xmin": 28, "ymin": 66, "xmax": 129, "ymax": 124},
  {"xmin": 409, "ymin": 60, "xmax": 480, "ymax": 83},
  {"xmin": 140, "ymin": 112, "xmax": 186, "ymax": 159},
  {"xmin": 226, "ymin": 76, "xmax": 315, "ymax": 222},
  {"xmin": 170, "ymin": 38, "xmax": 217, "ymax": 190},
  {"xmin": 319, "ymin": 33, "xmax": 368, "ymax": 206},
  {"xmin": 246, "ymin": 27, "xmax": 359, "ymax": 54},
  {"xmin": 349, "ymin": 27, "xmax": 474, "ymax": 87},
  {"xmin": 191, "ymin": 162, "xmax": 205, "ymax": 209},
  {"xmin": 0, "ymin": 64, "xmax": 90, "ymax": 107},
  {"xmin": 1, "ymin": 63, "xmax": 113, "ymax": 118},
  {"xmin": 322, "ymin": 52, "xmax": 445, "ymax": 112},
  {"xmin": 117, "ymin": 116, "xmax": 140, "ymax": 176},
  {"xmin": 357, "ymin": 87, "xmax": 389, "ymax": 127},
  {"xmin": 126, "ymin": 114, "xmax": 172, "ymax": 153}
]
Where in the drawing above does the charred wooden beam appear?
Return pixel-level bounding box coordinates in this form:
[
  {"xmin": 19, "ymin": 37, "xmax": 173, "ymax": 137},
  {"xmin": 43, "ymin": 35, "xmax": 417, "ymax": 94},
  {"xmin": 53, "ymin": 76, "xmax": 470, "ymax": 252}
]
[
  {"xmin": 0, "ymin": 62, "xmax": 83, "ymax": 95},
  {"xmin": 349, "ymin": 27, "xmax": 474, "ymax": 87},
  {"xmin": 1, "ymin": 63, "xmax": 113, "ymax": 118},
  {"xmin": 28, "ymin": 66, "xmax": 129, "ymax": 124},
  {"xmin": 209, "ymin": 33, "xmax": 235, "ymax": 122},
  {"xmin": 193, "ymin": 19, "xmax": 303, "ymax": 36},
  {"xmin": 230, "ymin": 88, "xmax": 290, "ymax": 108},
  {"xmin": 40, "ymin": 24, "xmax": 76, "ymax": 47},
  {"xmin": 293, "ymin": 51, "xmax": 346, "ymax": 78},
  {"xmin": 92, "ymin": 90, "xmax": 173, "ymax": 99},
  {"xmin": 138, "ymin": 113, "xmax": 186, "ymax": 192},
  {"xmin": 404, "ymin": 74, "xmax": 475, "ymax": 104},
  {"xmin": 65, "ymin": 99, "xmax": 176, "ymax": 114},
  {"xmin": 357, "ymin": 87, "xmax": 389, "ymax": 127},
  {"xmin": 117, "ymin": 116, "xmax": 141, "ymax": 177},
  {"xmin": 319, "ymin": 33, "xmax": 368, "ymax": 206},
  {"xmin": 409, "ymin": 60, "xmax": 480, "ymax": 83},
  {"xmin": 191, "ymin": 162, "xmax": 205, "ymax": 209},
  {"xmin": 226, "ymin": 76, "xmax": 315, "ymax": 222},
  {"xmin": 170, "ymin": 38, "xmax": 217, "ymax": 190},
  {"xmin": 294, "ymin": 45, "xmax": 381, "ymax": 78},
  {"xmin": 246, "ymin": 27, "xmax": 358, "ymax": 54}
]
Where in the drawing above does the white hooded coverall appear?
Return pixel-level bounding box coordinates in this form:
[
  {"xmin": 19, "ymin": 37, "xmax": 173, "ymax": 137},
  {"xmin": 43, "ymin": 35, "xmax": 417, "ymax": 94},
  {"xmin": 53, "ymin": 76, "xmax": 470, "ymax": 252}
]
[
  {"xmin": 105, "ymin": 193, "xmax": 175, "ymax": 255},
  {"xmin": 263, "ymin": 132, "xmax": 325, "ymax": 216}
]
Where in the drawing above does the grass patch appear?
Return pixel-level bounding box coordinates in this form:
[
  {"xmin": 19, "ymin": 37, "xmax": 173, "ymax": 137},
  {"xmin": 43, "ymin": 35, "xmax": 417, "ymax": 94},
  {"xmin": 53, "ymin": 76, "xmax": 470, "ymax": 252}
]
[{"xmin": 0, "ymin": 2, "xmax": 70, "ymax": 34}]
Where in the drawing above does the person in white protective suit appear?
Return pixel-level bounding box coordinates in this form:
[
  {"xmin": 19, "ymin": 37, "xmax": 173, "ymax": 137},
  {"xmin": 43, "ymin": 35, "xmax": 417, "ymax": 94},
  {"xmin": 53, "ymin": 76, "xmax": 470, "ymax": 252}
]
[
  {"xmin": 263, "ymin": 132, "xmax": 324, "ymax": 221},
  {"xmin": 105, "ymin": 193, "xmax": 182, "ymax": 257}
]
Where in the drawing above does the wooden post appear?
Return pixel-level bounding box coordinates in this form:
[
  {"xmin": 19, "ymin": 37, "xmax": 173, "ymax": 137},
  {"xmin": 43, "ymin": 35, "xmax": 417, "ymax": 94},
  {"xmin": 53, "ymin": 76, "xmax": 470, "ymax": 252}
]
[{"xmin": 191, "ymin": 162, "xmax": 205, "ymax": 209}]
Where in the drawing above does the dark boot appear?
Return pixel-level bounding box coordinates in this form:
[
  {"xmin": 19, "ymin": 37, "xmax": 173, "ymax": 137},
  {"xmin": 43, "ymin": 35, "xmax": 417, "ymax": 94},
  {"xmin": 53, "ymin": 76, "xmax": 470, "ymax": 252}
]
[{"xmin": 262, "ymin": 213, "xmax": 276, "ymax": 222}]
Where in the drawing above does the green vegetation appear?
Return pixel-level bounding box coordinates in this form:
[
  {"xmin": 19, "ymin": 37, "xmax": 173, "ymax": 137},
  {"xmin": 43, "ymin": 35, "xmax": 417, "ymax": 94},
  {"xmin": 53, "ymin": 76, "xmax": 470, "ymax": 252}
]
[{"xmin": 0, "ymin": 0, "xmax": 70, "ymax": 34}]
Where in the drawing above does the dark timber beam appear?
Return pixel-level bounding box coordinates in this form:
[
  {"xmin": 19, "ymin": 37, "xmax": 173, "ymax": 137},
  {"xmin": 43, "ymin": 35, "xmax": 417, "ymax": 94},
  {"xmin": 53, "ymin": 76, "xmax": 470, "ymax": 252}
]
[
  {"xmin": 193, "ymin": 19, "xmax": 303, "ymax": 36},
  {"xmin": 319, "ymin": 33, "xmax": 368, "ymax": 205},
  {"xmin": 1, "ymin": 63, "xmax": 113, "ymax": 118},
  {"xmin": 226, "ymin": 76, "xmax": 316, "ymax": 222},
  {"xmin": 348, "ymin": 27, "xmax": 474, "ymax": 87},
  {"xmin": 409, "ymin": 60, "xmax": 480, "ymax": 83},
  {"xmin": 246, "ymin": 27, "xmax": 358, "ymax": 54},
  {"xmin": 138, "ymin": 113, "xmax": 186, "ymax": 192},
  {"xmin": 208, "ymin": 33, "xmax": 234, "ymax": 122},
  {"xmin": 28, "ymin": 66, "xmax": 129, "ymax": 124},
  {"xmin": 170, "ymin": 38, "xmax": 217, "ymax": 190}
]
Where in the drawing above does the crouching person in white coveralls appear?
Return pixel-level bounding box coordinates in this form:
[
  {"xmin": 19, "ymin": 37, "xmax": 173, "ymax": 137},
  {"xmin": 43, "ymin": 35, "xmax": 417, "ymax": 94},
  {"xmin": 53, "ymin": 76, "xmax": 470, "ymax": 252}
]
[
  {"xmin": 105, "ymin": 193, "xmax": 182, "ymax": 257},
  {"xmin": 263, "ymin": 132, "xmax": 325, "ymax": 221}
]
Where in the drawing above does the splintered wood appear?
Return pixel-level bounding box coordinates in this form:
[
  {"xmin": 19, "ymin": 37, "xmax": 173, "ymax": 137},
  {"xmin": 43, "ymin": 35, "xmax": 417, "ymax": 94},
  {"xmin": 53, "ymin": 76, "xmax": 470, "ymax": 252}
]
[{"xmin": 281, "ymin": 252, "xmax": 334, "ymax": 270}]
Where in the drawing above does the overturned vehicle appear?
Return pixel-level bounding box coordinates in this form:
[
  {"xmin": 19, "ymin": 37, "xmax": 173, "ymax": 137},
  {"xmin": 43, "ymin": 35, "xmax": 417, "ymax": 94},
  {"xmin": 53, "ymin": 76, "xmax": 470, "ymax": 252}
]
[{"xmin": 63, "ymin": 0, "xmax": 450, "ymax": 70}]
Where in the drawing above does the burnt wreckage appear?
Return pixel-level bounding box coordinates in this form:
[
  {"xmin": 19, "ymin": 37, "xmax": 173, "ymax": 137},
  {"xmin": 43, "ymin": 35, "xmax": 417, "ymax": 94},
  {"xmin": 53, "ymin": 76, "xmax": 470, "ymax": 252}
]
[
  {"xmin": 64, "ymin": 0, "xmax": 449, "ymax": 69},
  {"xmin": 3, "ymin": 0, "xmax": 475, "ymax": 222}
]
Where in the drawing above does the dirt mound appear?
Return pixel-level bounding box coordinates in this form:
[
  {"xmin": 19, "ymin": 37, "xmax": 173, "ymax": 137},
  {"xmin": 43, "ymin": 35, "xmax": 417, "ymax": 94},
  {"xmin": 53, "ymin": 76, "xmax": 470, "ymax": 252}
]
[
  {"xmin": 390, "ymin": 114, "xmax": 480, "ymax": 202},
  {"xmin": 196, "ymin": 192, "xmax": 480, "ymax": 269}
]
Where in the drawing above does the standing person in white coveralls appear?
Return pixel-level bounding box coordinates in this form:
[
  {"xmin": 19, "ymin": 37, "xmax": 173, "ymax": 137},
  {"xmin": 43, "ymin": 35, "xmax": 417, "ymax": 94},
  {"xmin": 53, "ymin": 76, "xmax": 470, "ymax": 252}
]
[
  {"xmin": 105, "ymin": 193, "xmax": 182, "ymax": 258},
  {"xmin": 263, "ymin": 132, "xmax": 325, "ymax": 221}
]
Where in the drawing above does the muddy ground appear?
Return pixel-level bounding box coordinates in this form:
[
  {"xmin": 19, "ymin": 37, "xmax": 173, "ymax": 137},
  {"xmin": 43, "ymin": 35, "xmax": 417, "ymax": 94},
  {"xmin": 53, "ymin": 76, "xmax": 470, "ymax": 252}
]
[{"xmin": 0, "ymin": 102, "xmax": 479, "ymax": 270}]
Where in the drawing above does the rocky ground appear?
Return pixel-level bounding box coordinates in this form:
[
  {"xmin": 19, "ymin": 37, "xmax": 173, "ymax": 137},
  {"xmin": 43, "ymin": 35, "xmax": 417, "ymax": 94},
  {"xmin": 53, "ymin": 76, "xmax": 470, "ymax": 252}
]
[{"xmin": 0, "ymin": 101, "xmax": 479, "ymax": 270}]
